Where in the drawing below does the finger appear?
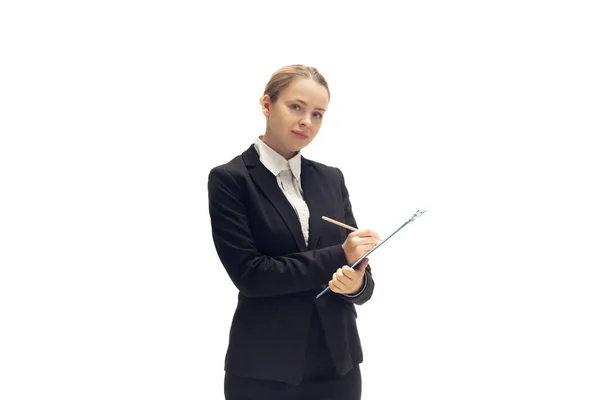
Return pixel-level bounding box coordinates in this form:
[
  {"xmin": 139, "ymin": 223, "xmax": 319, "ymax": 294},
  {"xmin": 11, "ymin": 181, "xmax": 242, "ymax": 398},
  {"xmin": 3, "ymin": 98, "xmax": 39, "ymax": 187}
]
[
  {"xmin": 356, "ymin": 258, "xmax": 369, "ymax": 273},
  {"xmin": 341, "ymin": 265, "xmax": 362, "ymax": 280},
  {"xmin": 332, "ymin": 271, "xmax": 346, "ymax": 288},
  {"xmin": 328, "ymin": 280, "xmax": 339, "ymax": 293},
  {"xmin": 343, "ymin": 259, "xmax": 368, "ymax": 277},
  {"xmin": 336, "ymin": 268, "xmax": 352, "ymax": 285},
  {"xmin": 354, "ymin": 243, "xmax": 376, "ymax": 256},
  {"xmin": 341, "ymin": 265, "xmax": 355, "ymax": 279},
  {"xmin": 348, "ymin": 230, "xmax": 375, "ymax": 241},
  {"xmin": 359, "ymin": 242, "xmax": 377, "ymax": 252},
  {"xmin": 333, "ymin": 270, "xmax": 352, "ymax": 291},
  {"xmin": 355, "ymin": 237, "xmax": 380, "ymax": 248},
  {"xmin": 329, "ymin": 279, "xmax": 344, "ymax": 293},
  {"xmin": 355, "ymin": 229, "xmax": 380, "ymax": 240}
]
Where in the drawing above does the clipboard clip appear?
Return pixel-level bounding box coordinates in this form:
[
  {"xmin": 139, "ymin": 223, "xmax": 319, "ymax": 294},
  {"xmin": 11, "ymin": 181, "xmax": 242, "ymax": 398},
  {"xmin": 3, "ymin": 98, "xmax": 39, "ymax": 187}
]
[{"xmin": 409, "ymin": 209, "xmax": 427, "ymax": 222}]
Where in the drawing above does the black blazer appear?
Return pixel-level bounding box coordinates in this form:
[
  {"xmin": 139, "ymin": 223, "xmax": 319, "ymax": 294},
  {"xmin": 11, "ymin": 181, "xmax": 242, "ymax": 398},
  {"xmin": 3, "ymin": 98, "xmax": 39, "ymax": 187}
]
[{"xmin": 208, "ymin": 144, "xmax": 375, "ymax": 385}]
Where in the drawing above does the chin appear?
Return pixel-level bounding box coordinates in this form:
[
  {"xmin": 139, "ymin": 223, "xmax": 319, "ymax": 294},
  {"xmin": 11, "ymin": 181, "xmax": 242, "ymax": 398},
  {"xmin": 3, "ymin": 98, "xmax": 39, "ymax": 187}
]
[
  {"xmin": 296, "ymin": 138, "xmax": 313, "ymax": 148},
  {"xmin": 294, "ymin": 144, "xmax": 309, "ymax": 153}
]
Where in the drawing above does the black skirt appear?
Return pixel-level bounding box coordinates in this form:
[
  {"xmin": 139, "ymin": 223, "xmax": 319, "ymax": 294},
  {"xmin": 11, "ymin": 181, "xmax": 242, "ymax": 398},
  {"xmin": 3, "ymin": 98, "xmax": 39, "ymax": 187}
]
[{"xmin": 224, "ymin": 365, "xmax": 361, "ymax": 400}]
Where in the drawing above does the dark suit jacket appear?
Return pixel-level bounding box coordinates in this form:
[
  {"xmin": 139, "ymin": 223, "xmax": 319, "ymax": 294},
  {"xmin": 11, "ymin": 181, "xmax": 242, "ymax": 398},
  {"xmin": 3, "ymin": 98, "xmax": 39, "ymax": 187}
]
[{"xmin": 207, "ymin": 144, "xmax": 375, "ymax": 385}]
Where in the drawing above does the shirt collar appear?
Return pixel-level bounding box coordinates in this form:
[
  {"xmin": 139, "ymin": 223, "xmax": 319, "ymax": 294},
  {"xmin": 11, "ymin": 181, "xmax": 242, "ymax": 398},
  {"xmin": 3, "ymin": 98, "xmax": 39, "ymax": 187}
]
[{"xmin": 254, "ymin": 137, "xmax": 302, "ymax": 181}]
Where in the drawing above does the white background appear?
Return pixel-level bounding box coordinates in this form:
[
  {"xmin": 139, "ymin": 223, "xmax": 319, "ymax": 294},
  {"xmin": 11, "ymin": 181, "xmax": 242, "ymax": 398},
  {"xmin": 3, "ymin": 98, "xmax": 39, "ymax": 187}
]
[{"xmin": 1, "ymin": 1, "xmax": 599, "ymax": 399}]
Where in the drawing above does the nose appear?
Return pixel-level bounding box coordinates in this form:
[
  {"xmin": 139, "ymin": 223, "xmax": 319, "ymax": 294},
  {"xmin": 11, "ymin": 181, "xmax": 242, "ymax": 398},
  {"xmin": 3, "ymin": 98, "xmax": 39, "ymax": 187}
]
[{"xmin": 300, "ymin": 113, "xmax": 311, "ymax": 128}]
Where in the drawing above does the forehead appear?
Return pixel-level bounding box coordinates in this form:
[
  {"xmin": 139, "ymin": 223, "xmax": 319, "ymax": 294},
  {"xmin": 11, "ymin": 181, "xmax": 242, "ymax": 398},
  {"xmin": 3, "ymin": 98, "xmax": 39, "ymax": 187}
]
[{"xmin": 279, "ymin": 78, "xmax": 329, "ymax": 109}]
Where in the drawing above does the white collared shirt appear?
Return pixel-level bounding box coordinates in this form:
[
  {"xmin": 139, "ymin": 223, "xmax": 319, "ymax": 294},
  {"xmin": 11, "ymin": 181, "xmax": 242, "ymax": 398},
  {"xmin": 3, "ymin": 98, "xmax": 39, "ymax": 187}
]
[{"xmin": 254, "ymin": 137, "xmax": 310, "ymax": 246}]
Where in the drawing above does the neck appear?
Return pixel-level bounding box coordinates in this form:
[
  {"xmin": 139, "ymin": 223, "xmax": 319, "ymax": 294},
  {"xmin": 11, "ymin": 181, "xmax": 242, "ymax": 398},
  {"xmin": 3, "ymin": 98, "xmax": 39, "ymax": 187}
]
[{"xmin": 260, "ymin": 134, "xmax": 297, "ymax": 160}]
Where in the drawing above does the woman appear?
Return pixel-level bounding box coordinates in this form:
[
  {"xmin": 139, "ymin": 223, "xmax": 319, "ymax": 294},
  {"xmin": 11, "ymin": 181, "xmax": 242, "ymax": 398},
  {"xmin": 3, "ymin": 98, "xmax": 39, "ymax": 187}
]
[{"xmin": 208, "ymin": 64, "xmax": 380, "ymax": 400}]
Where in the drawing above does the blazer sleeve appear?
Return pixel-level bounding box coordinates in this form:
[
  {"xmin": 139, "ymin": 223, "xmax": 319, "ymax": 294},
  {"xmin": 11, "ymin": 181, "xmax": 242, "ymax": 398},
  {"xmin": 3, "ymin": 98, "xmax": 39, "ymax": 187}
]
[
  {"xmin": 208, "ymin": 166, "xmax": 348, "ymax": 298},
  {"xmin": 337, "ymin": 168, "xmax": 375, "ymax": 305}
]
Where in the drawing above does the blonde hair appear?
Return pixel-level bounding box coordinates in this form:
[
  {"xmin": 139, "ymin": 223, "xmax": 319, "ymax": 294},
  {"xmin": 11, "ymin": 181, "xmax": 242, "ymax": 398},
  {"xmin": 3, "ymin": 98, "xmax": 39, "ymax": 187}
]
[{"xmin": 261, "ymin": 64, "xmax": 330, "ymax": 105}]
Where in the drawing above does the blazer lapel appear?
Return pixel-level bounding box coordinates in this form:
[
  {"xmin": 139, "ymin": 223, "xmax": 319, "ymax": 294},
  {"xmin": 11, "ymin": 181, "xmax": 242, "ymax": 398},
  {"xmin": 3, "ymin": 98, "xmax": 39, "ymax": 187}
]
[
  {"xmin": 242, "ymin": 145, "xmax": 307, "ymax": 252},
  {"xmin": 301, "ymin": 157, "xmax": 325, "ymax": 250}
]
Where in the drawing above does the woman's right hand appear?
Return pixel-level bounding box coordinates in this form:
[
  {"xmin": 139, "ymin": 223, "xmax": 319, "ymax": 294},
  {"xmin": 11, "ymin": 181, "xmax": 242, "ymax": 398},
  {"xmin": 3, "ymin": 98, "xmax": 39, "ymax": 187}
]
[{"xmin": 342, "ymin": 229, "xmax": 380, "ymax": 266}]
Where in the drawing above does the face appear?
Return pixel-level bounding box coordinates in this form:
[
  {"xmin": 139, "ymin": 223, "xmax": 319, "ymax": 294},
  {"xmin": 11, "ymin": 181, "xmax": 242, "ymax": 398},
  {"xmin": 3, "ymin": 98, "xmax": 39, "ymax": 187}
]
[{"xmin": 261, "ymin": 77, "xmax": 329, "ymax": 160}]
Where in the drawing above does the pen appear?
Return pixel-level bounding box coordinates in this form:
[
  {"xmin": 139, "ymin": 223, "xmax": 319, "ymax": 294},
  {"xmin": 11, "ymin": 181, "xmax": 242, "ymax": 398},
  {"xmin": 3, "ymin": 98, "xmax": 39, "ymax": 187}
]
[
  {"xmin": 322, "ymin": 215, "xmax": 384, "ymax": 244},
  {"xmin": 321, "ymin": 216, "xmax": 357, "ymax": 232}
]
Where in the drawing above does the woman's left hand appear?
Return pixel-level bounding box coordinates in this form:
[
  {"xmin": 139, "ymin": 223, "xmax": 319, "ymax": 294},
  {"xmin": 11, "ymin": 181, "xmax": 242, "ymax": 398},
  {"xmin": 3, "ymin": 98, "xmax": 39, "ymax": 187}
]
[{"xmin": 328, "ymin": 258, "xmax": 369, "ymax": 295}]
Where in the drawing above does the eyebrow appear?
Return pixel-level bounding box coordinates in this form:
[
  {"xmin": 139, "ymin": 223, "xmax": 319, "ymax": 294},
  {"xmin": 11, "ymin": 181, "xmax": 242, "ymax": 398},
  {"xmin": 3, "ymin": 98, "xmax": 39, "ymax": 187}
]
[{"xmin": 295, "ymin": 98, "xmax": 327, "ymax": 112}]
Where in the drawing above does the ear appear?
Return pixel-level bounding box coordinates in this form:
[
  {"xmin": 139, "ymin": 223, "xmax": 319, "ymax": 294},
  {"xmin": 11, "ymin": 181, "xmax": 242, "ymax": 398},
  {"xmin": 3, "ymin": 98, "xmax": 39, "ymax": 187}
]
[{"xmin": 261, "ymin": 94, "xmax": 272, "ymax": 117}]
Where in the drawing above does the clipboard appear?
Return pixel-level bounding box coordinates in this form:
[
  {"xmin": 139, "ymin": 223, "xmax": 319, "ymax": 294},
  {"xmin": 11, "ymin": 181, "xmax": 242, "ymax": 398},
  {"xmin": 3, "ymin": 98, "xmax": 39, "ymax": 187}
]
[{"xmin": 316, "ymin": 209, "xmax": 427, "ymax": 299}]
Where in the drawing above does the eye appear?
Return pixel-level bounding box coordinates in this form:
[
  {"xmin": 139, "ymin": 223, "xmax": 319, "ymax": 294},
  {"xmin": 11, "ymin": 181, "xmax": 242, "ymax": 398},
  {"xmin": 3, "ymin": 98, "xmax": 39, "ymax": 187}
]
[
  {"xmin": 290, "ymin": 104, "xmax": 301, "ymax": 111},
  {"xmin": 313, "ymin": 112, "xmax": 323, "ymax": 119}
]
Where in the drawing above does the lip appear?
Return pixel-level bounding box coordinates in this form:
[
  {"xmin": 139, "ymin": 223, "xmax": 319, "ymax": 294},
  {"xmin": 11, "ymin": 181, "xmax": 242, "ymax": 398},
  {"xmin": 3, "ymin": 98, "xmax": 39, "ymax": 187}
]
[{"xmin": 292, "ymin": 130, "xmax": 309, "ymax": 139}]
